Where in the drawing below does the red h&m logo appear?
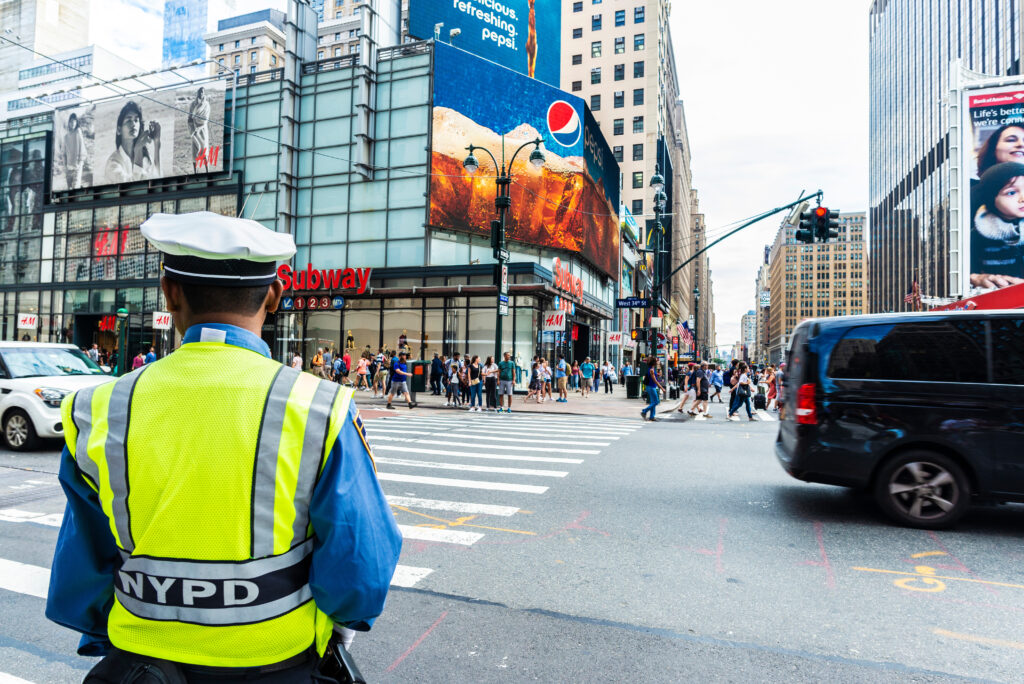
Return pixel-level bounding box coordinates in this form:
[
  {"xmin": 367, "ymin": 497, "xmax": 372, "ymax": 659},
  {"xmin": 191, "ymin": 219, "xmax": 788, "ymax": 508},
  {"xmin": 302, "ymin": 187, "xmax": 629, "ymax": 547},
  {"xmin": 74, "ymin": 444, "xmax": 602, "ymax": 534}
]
[
  {"xmin": 194, "ymin": 146, "xmax": 221, "ymax": 170},
  {"xmin": 99, "ymin": 315, "xmax": 117, "ymax": 332}
]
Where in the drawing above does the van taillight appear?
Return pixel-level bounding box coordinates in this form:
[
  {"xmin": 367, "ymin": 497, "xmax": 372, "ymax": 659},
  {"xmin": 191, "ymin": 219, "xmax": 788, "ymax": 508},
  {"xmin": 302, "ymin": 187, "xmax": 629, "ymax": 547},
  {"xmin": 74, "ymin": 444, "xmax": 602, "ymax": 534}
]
[{"xmin": 796, "ymin": 383, "xmax": 817, "ymax": 425}]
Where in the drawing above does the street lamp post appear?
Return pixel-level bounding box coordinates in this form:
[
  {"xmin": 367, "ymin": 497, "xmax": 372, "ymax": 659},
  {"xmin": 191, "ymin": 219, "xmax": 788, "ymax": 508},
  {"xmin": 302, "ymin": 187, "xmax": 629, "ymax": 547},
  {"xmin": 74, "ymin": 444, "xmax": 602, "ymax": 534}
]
[
  {"xmin": 647, "ymin": 166, "xmax": 665, "ymax": 365},
  {"xmin": 115, "ymin": 307, "xmax": 129, "ymax": 377},
  {"xmin": 692, "ymin": 286, "xmax": 700, "ymax": 361},
  {"xmin": 463, "ymin": 137, "xmax": 545, "ymax": 361}
]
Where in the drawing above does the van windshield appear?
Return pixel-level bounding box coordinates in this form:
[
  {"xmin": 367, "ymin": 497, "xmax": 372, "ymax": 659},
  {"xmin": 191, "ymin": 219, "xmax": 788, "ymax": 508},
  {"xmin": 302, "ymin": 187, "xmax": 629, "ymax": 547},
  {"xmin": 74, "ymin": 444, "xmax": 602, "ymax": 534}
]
[{"xmin": 0, "ymin": 347, "xmax": 106, "ymax": 378}]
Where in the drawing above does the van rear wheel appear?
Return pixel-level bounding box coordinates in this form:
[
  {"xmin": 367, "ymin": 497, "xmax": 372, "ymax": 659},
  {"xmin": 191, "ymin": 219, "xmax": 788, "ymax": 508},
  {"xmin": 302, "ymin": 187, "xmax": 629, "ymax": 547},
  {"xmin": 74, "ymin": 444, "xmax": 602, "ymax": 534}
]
[{"xmin": 874, "ymin": 451, "xmax": 969, "ymax": 529}]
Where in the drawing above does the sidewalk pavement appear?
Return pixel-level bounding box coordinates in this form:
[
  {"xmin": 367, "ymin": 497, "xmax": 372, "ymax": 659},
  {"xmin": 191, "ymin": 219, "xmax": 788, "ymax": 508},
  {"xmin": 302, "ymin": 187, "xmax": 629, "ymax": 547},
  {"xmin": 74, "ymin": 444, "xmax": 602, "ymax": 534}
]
[{"xmin": 350, "ymin": 382, "xmax": 687, "ymax": 418}]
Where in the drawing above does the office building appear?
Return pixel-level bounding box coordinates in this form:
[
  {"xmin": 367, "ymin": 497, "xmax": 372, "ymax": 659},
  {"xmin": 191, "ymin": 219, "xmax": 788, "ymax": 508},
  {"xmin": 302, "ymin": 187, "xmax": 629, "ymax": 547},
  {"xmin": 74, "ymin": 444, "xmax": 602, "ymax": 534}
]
[
  {"xmin": 204, "ymin": 10, "xmax": 287, "ymax": 77},
  {"xmin": 0, "ymin": 0, "xmax": 92, "ymax": 91},
  {"xmin": 767, "ymin": 213, "xmax": 868, "ymax": 363},
  {"xmin": 753, "ymin": 257, "xmax": 769, "ymax": 364},
  {"xmin": 869, "ymin": 0, "xmax": 1022, "ymax": 312},
  {"xmin": 741, "ymin": 310, "xmax": 756, "ymax": 362},
  {"xmin": 163, "ymin": 0, "xmax": 241, "ymax": 67}
]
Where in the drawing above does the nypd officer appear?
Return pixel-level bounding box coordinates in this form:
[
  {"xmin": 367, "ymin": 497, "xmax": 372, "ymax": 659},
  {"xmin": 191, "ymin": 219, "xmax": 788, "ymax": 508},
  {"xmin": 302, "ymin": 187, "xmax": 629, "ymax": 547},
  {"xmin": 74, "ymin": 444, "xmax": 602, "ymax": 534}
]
[{"xmin": 46, "ymin": 212, "xmax": 402, "ymax": 680}]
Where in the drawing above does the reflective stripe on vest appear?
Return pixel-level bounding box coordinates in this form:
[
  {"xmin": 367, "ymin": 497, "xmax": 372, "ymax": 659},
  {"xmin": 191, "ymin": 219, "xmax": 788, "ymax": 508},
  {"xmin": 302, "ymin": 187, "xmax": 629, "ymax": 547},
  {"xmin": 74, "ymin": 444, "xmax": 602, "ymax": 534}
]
[
  {"xmin": 114, "ymin": 538, "xmax": 314, "ymax": 626},
  {"xmin": 251, "ymin": 367, "xmax": 340, "ymax": 558}
]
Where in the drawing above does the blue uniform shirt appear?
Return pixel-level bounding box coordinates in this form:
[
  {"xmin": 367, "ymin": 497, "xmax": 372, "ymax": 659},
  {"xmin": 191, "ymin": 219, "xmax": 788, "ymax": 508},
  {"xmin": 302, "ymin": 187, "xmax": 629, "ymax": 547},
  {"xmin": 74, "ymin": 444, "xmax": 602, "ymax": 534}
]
[{"xmin": 46, "ymin": 323, "xmax": 402, "ymax": 656}]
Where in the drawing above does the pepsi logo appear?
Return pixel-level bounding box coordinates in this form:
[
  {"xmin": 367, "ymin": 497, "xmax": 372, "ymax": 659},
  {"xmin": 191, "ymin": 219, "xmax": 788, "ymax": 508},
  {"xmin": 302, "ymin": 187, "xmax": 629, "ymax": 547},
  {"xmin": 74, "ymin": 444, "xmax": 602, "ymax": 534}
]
[{"xmin": 547, "ymin": 100, "xmax": 581, "ymax": 148}]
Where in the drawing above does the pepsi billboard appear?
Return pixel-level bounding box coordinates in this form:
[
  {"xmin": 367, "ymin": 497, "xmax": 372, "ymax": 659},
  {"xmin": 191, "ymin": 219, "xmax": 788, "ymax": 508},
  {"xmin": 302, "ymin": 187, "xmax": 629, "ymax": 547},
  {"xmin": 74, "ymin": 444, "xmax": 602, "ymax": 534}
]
[
  {"xmin": 429, "ymin": 43, "xmax": 620, "ymax": 278},
  {"xmin": 409, "ymin": 0, "xmax": 560, "ymax": 87}
]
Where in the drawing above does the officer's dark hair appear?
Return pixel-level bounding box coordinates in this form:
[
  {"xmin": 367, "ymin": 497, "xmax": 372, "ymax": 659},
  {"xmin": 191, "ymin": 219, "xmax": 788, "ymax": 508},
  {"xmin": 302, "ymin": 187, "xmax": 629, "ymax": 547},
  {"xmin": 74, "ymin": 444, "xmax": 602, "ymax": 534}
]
[{"xmin": 179, "ymin": 283, "xmax": 270, "ymax": 316}]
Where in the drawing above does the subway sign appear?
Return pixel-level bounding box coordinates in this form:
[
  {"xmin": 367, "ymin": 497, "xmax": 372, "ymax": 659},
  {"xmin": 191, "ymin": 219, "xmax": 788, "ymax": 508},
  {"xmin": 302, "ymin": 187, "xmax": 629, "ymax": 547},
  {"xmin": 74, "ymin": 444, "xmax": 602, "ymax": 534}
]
[{"xmin": 277, "ymin": 264, "xmax": 372, "ymax": 294}]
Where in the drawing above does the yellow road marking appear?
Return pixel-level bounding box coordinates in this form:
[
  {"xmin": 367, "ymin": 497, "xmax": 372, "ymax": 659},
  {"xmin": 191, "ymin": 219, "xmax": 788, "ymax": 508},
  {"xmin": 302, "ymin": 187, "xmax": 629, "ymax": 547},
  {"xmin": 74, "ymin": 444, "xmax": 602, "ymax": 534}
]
[
  {"xmin": 911, "ymin": 551, "xmax": 947, "ymax": 559},
  {"xmin": 933, "ymin": 628, "xmax": 1024, "ymax": 650},
  {"xmin": 853, "ymin": 567, "xmax": 1024, "ymax": 591},
  {"xmin": 391, "ymin": 505, "xmax": 536, "ymax": 536}
]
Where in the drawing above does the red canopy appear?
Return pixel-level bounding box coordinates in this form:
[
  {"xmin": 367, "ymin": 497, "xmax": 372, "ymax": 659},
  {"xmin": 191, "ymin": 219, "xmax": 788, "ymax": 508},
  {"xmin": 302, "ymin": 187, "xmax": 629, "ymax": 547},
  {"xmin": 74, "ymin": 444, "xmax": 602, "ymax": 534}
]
[{"xmin": 931, "ymin": 282, "xmax": 1024, "ymax": 311}]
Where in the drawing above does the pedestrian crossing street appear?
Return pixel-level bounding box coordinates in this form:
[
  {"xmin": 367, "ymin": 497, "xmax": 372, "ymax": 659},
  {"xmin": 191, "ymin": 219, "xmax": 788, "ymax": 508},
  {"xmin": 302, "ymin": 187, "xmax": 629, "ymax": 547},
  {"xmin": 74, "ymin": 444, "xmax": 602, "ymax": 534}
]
[
  {"xmin": 690, "ymin": 408, "xmax": 777, "ymax": 422},
  {"xmin": 0, "ymin": 413, "xmax": 642, "ymax": 612}
]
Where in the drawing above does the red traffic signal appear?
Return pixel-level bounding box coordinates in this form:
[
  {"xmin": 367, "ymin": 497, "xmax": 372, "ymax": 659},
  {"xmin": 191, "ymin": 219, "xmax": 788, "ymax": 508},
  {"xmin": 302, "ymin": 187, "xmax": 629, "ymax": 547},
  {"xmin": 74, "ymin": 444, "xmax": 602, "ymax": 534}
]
[{"xmin": 814, "ymin": 206, "xmax": 827, "ymax": 218}]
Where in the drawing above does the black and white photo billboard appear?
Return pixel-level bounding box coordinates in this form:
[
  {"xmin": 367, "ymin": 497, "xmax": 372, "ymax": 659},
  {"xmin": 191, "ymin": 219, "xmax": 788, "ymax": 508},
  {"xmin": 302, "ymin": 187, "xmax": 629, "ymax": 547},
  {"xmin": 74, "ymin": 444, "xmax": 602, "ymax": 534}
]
[{"xmin": 50, "ymin": 80, "xmax": 226, "ymax": 192}]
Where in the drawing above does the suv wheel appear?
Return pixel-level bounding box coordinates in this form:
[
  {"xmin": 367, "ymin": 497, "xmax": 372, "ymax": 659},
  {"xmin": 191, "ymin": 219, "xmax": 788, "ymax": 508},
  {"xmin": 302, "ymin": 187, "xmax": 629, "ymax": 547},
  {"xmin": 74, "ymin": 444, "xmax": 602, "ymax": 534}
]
[
  {"xmin": 874, "ymin": 451, "xmax": 969, "ymax": 529},
  {"xmin": 3, "ymin": 409, "xmax": 38, "ymax": 451}
]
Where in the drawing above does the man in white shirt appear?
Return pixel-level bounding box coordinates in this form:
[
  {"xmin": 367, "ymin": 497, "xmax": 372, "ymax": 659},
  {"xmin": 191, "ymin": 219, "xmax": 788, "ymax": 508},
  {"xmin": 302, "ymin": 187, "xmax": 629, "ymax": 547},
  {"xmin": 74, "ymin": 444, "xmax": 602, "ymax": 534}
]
[{"xmin": 291, "ymin": 351, "xmax": 303, "ymax": 370}]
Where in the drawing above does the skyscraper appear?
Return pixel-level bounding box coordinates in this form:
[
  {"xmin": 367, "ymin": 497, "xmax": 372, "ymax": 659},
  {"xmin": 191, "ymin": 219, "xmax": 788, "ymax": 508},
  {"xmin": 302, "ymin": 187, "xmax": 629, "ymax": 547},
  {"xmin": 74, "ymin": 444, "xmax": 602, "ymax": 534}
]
[
  {"xmin": 0, "ymin": 0, "xmax": 92, "ymax": 91},
  {"xmin": 868, "ymin": 0, "xmax": 1022, "ymax": 313},
  {"xmin": 162, "ymin": 0, "xmax": 240, "ymax": 67}
]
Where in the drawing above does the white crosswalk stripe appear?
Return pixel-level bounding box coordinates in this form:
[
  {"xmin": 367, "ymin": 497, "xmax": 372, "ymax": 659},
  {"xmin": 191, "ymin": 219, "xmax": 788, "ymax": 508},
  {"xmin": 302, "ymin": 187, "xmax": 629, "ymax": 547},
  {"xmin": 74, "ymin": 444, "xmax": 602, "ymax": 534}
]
[{"xmin": 755, "ymin": 409, "xmax": 777, "ymax": 422}]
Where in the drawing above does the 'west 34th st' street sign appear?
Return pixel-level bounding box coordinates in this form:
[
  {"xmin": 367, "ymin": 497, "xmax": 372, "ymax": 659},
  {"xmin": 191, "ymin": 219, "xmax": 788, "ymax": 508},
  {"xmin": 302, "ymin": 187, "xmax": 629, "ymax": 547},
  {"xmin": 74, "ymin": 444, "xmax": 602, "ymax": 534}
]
[{"xmin": 616, "ymin": 297, "xmax": 650, "ymax": 308}]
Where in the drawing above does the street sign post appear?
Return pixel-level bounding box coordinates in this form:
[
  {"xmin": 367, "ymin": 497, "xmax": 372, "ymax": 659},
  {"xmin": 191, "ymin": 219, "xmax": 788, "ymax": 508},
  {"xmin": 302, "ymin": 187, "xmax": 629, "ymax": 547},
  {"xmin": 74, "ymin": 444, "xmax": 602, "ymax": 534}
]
[
  {"xmin": 616, "ymin": 297, "xmax": 650, "ymax": 308},
  {"xmin": 499, "ymin": 294, "xmax": 509, "ymax": 316}
]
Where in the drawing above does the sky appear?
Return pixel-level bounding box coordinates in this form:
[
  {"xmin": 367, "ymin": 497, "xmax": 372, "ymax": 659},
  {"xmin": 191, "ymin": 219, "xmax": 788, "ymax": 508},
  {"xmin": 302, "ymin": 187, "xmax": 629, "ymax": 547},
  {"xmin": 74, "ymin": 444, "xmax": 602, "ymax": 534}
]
[{"xmin": 669, "ymin": 1, "xmax": 869, "ymax": 352}]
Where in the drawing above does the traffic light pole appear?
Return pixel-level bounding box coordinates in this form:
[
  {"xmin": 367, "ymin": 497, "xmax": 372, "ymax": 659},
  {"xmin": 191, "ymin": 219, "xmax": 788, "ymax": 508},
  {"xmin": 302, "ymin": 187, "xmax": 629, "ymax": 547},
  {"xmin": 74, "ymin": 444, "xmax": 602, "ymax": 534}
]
[{"xmin": 652, "ymin": 191, "xmax": 823, "ymax": 295}]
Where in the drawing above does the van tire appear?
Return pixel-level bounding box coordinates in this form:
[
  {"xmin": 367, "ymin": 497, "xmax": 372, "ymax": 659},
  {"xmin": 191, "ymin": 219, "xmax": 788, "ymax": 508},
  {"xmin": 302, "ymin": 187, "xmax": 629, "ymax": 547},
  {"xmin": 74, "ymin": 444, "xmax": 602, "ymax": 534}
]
[
  {"xmin": 3, "ymin": 409, "xmax": 38, "ymax": 451},
  {"xmin": 873, "ymin": 450, "xmax": 969, "ymax": 529}
]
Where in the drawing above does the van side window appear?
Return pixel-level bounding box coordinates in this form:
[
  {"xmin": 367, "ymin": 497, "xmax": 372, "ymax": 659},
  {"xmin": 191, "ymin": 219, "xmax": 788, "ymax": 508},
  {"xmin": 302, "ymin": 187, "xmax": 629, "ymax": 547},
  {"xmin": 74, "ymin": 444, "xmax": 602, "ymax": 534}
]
[
  {"xmin": 827, "ymin": 321, "xmax": 986, "ymax": 382},
  {"xmin": 990, "ymin": 319, "xmax": 1024, "ymax": 384}
]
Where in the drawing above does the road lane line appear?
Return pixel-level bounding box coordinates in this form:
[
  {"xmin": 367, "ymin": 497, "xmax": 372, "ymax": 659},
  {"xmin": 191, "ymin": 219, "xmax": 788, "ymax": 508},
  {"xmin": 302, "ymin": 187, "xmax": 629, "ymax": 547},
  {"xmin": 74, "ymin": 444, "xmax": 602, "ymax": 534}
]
[
  {"xmin": 380, "ymin": 418, "xmax": 634, "ymax": 435},
  {"xmin": 390, "ymin": 565, "xmax": 434, "ymax": 588},
  {"xmin": 933, "ymin": 628, "xmax": 1024, "ymax": 650},
  {"xmin": 409, "ymin": 439, "xmax": 598, "ymax": 455},
  {"xmin": 373, "ymin": 445, "xmax": 583, "ymax": 464},
  {"xmin": 376, "ymin": 472, "xmax": 548, "ymax": 494},
  {"xmin": 375, "ymin": 457, "xmax": 567, "ymax": 478},
  {"xmin": 397, "ymin": 525, "xmax": 484, "ymax": 545},
  {"xmin": 385, "ymin": 496, "xmax": 519, "ymax": 516},
  {"xmin": 0, "ymin": 558, "xmax": 49, "ymax": 599},
  {"xmin": 366, "ymin": 429, "xmax": 612, "ymax": 446},
  {"xmin": 0, "ymin": 673, "xmax": 36, "ymax": 683},
  {"xmin": 0, "ymin": 509, "xmax": 63, "ymax": 527}
]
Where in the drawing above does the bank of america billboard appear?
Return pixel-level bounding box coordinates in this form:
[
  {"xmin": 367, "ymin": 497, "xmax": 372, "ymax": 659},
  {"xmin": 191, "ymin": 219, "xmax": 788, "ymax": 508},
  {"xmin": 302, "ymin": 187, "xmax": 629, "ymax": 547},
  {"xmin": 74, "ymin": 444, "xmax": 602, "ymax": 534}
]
[
  {"xmin": 410, "ymin": 0, "xmax": 560, "ymax": 86},
  {"xmin": 959, "ymin": 82, "xmax": 1024, "ymax": 295},
  {"xmin": 50, "ymin": 81, "xmax": 226, "ymax": 192},
  {"xmin": 429, "ymin": 43, "xmax": 619, "ymax": 278}
]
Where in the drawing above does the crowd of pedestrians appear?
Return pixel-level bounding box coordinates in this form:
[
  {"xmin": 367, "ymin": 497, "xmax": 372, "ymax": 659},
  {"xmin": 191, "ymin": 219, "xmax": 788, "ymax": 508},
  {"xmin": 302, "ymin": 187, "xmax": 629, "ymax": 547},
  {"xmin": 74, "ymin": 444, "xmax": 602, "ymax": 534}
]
[
  {"xmin": 637, "ymin": 357, "xmax": 785, "ymax": 422},
  {"xmin": 435, "ymin": 351, "xmax": 517, "ymax": 412}
]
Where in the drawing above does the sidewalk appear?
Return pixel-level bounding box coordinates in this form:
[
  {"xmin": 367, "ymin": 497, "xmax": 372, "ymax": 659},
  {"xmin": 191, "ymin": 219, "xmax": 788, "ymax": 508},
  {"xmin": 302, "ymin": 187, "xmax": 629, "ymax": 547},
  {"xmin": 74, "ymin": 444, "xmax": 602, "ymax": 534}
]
[{"xmin": 351, "ymin": 383, "xmax": 685, "ymax": 418}]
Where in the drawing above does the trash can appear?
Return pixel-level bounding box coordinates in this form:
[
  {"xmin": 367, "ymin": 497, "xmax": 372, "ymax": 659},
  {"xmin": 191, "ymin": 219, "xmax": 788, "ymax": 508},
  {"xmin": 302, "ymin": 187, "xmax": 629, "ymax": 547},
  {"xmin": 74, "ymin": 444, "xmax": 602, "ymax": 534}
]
[
  {"xmin": 410, "ymin": 361, "xmax": 428, "ymax": 393},
  {"xmin": 626, "ymin": 374, "xmax": 641, "ymax": 399},
  {"xmin": 669, "ymin": 384, "xmax": 680, "ymax": 400}
]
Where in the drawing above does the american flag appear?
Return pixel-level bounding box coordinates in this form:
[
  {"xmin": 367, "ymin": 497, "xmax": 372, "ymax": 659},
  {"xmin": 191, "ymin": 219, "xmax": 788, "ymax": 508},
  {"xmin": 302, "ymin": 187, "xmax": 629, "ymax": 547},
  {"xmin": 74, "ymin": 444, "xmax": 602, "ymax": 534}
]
[{"xmin": 904, "ymin": 280, "xmax": 921, "ymax": 307}]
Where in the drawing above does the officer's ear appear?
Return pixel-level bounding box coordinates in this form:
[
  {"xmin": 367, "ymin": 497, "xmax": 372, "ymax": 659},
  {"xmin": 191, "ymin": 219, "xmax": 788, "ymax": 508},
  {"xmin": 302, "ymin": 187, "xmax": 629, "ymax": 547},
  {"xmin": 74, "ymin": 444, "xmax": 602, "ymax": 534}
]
[
  {"xmin": 161, "ymin": 276, "xmax": 183, "ymax": 313},
  {"xmin": 264, "ymin": 279, "xmax": 285, "ymax": 314}
]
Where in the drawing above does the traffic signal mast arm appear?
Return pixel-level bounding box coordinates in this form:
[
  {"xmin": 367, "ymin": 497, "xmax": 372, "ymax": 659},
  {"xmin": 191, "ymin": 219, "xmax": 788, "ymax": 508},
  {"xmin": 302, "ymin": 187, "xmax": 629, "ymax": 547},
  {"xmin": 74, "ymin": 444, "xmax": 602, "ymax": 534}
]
[{"xmin": 652, "ymin": 190, "xmax": 823, "ymax": 293}]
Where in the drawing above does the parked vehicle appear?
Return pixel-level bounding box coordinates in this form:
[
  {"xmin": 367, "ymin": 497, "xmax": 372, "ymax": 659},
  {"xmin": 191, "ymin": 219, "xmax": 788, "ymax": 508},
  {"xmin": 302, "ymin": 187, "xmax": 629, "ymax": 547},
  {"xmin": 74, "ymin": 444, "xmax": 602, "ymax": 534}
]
[
  {"xmin": 775, "ymin": 310, "xmax": 1024, "ymax": 529},
  {"xmin": 0, "ymin": 343, "xmax": 111, "ymax": 451}
]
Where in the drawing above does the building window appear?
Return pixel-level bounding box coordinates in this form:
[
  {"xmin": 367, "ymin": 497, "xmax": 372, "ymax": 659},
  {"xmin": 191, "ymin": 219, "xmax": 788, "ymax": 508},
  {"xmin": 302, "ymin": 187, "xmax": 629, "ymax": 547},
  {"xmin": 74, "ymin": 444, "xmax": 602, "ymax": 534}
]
[
  {"xmin": 614, "ymin": 9, "xmax": 625, "ymax": 25},
  {"xmin": 573, "ymin": 27, "xmax": 583, "ymax": 38},
  {"xmin": 250, "ymin": 66, "xmax": 257, "ymax": 73},
  {"xmin": 634, "ymin": 6, "xmax": 645, "ymax": 22},
  {"xmin": 631, "ymin": 199, "xmax": 643, "ymax": 215},
  {"xmin": 234, "ymin": 40, "xmax": 240, "ymax": 47},
  {"xmin": 335, "ymin": 32, "xmax": 341, "ymax": 40},
  {"xmin": 572, "ymin": 80, "xmax": 582, "ymax": 92},
  {"xmin": 334, "ymin": 47, "xmax": 342, "ymax": 56},
  {"xmin": 591, "ymin": 67, "xmax": 601, "ymax": 83},
  {"xmin": 591, "ymin": 40, "xmax": 601, "ymax": 57},
  {"xmin": 614, "ymin": 63, "xmax": 624, "ymax": 80},
  {"xmin": 632, "ymin": 171, "xmax": 643, "ymax": 188},
  {"xmin": 573, "ymin": 1, "xmax": 582, "ymax": 10},
  {"xmin": 251, "ymin": 37, "xmax": 256, "ymax": 44},
  {"xmin": 613, "ymin": 118, "xmax": 623, "ymax": 135},
  {"xmin": 335, "ymin": 10, "xmax": 342, "ymax": 17},
  {"xmin": 614, "ymin": 91, "xmax": 624, "ymax": 108},
  {"xmin": 270, "ymin": 55, "xmax": 277, "ymax": 66},
  {"xmin": 634, "ymin": 33, "xmax": 645, "ymax": 50},
  {"xmin": 234, "ymin": 54, "xmax": 241, "ymax": 64},
  {"xmin": 633, "ymin": 116, "xmax": 643, "ymax": 132},
  {"xmin": 273, "ymin": 41, "xmax": 278, "ymax": 49},
  {"xmin": 317, "ymin": 50, "xmax": 324, "ymax": 60},
  {"xmin": 591, "ymin": 14, "xmax": 601, "ymax": 30},
  {"xmin": 572, "ymin": 53, "xmax": 582, "ymax": 65},
  {"xmin": 612, "ymin": 145, "xmax": 623, "ymax": 162},
  {"xmin": 218, "ymin": 57, "xmax": 224, "ymax": 66},
  {"xmin": 250, "ymin": 51, "xmax": 257, "ymax": 61},
  {"xmin": 590, "ymin": 94, "xmax": 601, "ymax": 110},
  {"xmin": 218, "ymin": 43, "xmax": 224, "ymax": 51},
  {"xmin": 632, "ymin": 143, "xmax": 643, "ymax": 160},
  {"xmin": 614, "ymin": 36, "xmax": 625, "ymax": 54},
  {"xmin": 633, "ymin": 88, "xmax": 644, "ymax": 105},
  {"xmin": 634, "ymin": 60, "xmax": 644, "ymax": 77}
]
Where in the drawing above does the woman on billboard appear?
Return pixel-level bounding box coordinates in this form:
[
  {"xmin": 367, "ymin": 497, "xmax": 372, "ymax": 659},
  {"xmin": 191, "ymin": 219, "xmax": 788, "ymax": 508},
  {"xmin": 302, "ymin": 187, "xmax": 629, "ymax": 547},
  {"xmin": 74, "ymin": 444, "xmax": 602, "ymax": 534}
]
[
  {"xmin": 970, "ymin": 161, "xmax": 1024, "ymax": 288},
  {"xmin": 188, "ymin": 87, "xmax": 210, "ymax": 173},
  {"xmin": 104, "ymin": 101, "xmax": 161, "ymax": 184},
  {"xmin": 61, "ymin": 113, "xmax": 85, "ymax": 189}
]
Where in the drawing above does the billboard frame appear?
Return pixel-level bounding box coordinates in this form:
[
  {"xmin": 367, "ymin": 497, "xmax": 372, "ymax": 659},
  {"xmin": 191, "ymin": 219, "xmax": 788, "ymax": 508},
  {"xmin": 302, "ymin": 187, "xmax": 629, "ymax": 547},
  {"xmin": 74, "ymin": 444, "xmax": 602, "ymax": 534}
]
[{"xmin": 47, "ymin": 74, "xmax": 235, "ymax": 199}]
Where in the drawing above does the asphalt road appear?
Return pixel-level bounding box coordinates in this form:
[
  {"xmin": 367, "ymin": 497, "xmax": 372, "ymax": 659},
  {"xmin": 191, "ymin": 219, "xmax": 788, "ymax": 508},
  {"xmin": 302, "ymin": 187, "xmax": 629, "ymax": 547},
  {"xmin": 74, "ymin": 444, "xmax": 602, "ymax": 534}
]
[{"xmin": 0, "ymin": 408, "xmax": 1021, "ymax": 682}]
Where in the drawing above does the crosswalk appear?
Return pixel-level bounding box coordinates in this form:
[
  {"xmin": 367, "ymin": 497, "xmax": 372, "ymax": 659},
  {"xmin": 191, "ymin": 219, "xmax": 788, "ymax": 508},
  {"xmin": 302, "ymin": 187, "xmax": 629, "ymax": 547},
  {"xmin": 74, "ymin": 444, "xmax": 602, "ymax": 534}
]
[
  {"xmin": 0, "ymin": 413, "xmax": 640, "ymax": 599},
  {"xmin": 364, "ymin": 413, "xmax": 641, "ymax": 586}
]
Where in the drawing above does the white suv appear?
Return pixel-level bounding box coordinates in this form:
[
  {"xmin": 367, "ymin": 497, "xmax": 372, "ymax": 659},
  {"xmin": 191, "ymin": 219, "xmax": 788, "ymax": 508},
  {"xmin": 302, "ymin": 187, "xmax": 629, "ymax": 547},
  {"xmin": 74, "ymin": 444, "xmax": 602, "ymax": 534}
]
[{"xmin": 0, "ymin": 342, "xmax": 112, "ymax": 451}]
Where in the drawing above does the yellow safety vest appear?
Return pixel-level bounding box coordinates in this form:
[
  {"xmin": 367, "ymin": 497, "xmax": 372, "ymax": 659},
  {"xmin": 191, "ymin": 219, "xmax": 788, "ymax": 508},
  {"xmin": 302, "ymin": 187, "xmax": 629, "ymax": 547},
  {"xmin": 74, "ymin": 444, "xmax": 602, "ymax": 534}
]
[{"xmin": 61, "ymin": 341, "xmax": 354, "ymax": 667}]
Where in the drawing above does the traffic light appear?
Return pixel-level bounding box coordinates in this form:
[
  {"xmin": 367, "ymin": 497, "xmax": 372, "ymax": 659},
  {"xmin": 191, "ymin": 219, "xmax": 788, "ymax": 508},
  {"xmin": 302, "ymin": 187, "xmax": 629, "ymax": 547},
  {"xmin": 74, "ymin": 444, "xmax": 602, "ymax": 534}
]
[
  {"xmin": 796, "ymin": 209, "xmax": 815, "ymax": 244},
  {"xmin": 813, "ymin": 207, "xmax": 840, "ymax": 241},
  {"xmin": 631, "ymin": 328, "xmax": 648, "ymax": 343},
  {"xmin": 490, "ymin": 220, "xmax": 502, "ymax": 250}
]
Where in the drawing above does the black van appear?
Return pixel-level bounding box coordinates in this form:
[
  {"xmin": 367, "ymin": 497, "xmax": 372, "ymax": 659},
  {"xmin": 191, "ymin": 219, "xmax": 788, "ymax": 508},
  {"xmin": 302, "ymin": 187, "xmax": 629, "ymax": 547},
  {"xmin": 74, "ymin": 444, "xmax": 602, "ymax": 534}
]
[{"xmin": 775, "ymin": 310, "xmax": 1024, "ymax": 529}]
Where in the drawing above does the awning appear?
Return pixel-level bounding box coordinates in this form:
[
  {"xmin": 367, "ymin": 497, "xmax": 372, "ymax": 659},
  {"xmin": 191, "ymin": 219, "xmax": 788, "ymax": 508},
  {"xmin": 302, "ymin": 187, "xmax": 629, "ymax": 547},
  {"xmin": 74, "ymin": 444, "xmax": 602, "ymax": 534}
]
[{"xmin": 931, "ymin": 282, "xmax": 1024, "ymax": 311}]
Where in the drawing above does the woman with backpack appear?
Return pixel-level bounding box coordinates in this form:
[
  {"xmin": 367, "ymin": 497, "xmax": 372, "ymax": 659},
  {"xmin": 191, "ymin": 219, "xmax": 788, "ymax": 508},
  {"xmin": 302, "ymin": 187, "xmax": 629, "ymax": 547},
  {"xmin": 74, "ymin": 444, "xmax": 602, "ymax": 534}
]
[{"xmin": 727, "ymin": 362, "xmax": 756, "ymax": 422}]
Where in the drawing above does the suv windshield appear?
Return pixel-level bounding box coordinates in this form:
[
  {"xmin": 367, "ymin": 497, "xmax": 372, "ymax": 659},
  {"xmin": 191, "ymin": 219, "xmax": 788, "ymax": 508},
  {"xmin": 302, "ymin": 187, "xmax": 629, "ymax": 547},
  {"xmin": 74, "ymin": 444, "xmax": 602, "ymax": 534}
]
[{"xmin": 0, "ymin": 347, "xmax": 106, "ymax": 378}]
